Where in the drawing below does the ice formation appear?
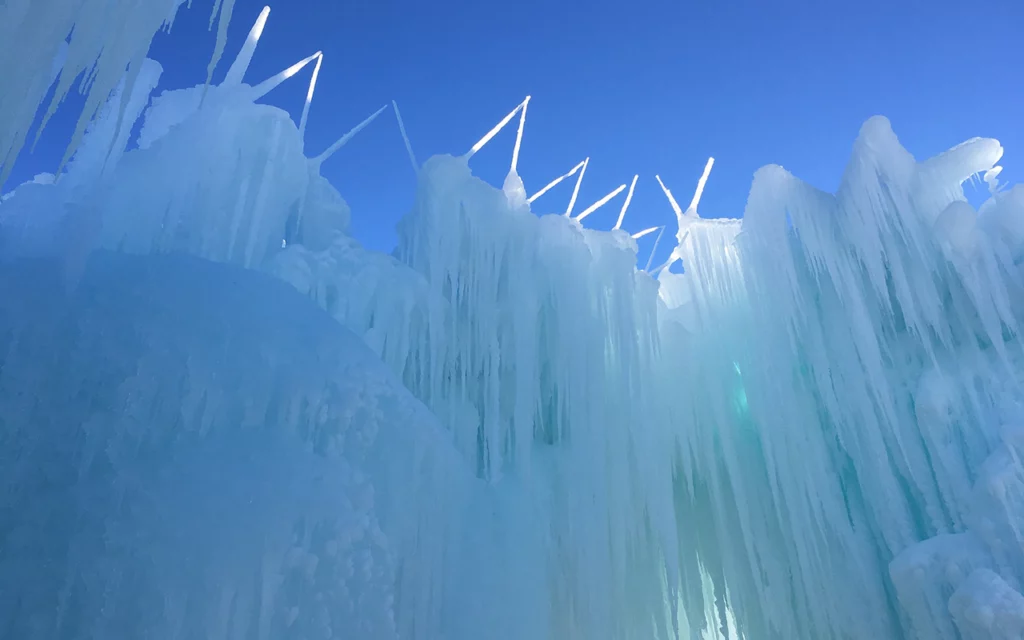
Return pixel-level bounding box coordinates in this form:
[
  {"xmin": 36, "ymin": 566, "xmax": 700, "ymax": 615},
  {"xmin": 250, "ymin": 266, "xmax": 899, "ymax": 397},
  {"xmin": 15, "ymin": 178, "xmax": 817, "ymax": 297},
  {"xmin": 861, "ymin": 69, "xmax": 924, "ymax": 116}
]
[{"xmin": 3, "ymin": 2, "xmax": 1024, "ymax": 639}]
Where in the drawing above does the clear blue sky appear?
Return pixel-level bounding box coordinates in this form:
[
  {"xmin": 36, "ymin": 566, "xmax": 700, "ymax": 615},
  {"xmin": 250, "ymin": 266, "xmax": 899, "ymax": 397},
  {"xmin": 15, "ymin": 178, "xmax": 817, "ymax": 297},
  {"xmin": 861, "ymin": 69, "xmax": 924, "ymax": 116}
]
[{"xmin": 11, "ymin": 0, "xmax": 1024, "ymax": 262}]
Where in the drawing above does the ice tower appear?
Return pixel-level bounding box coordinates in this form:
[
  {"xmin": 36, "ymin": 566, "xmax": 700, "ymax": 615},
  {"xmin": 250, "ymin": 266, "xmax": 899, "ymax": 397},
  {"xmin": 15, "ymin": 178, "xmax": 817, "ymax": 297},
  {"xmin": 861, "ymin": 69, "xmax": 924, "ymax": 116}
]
[{"xmin": 3, "ymin": 2, "xmax": 1024, "ymax": 639}]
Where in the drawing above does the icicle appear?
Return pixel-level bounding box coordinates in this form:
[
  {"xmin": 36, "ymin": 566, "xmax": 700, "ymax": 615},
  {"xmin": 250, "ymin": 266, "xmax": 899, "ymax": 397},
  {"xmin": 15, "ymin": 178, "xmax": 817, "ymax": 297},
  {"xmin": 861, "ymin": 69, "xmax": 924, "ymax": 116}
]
[
  {"xmin": 312, "ymin": 104, "xmax": 388, "ymax": 166},
  {"xmin": 0, "ymin": 0, "xmax": 210, "ymax": 189},
  {"xmin": 565, "ymin": 157, "xmax": 590, "ymax": 216},
  {"xmin": 250, "ymin": 52, "xmax": 322, "ymax": 101},
  {"xmin": 575, "ymin": 183, "xmax": 627, "ymax": 222},
  {"xmin": 687, "ymin": 157, "xmax": 714, "ymax": 214},
  {"xmin": 632, "ymin": 226, "xmax": 661, "ymax": 240},
  {"xmin": 528, "ymin": 159, "xmax": 586, "ymax": 204},
  {"xmin": 202, "ymin": 0, "xmax": 238, "ymax": 100},
  {"xmin": 644, "ymin": 226, "xmax": 666, "ymax": 272},
  {"xmin": 222, "ymin": 5, "xmax": 270, "ymax": 86},
  {"xmin": 655, "ymin": 157, "xmax": 715, "ymax": 273},
  {"xmin": 465, "ymin": 98, "xmax": 527, "ymax": 160},
  {"xmin": 298, "ymin": 53, "xmax": 323, "ymax": 141},
  {"xmin": 655, "ymin": 174, "xmax": 684, "ymax": 220},
  {"xmin": 65, "ymin": 58, "xmax": 163, "ymax": 185},
  {"xmin": 392, "ymin": 100, "xmax": 418, "ymax": 173},
  {"xmin": 614, "ymin": 175, "xmax": 639, "ymax": 230},
  {"xmin": 653, "ymin": 174, "xmax": 687, "ymax": 273},
  {"xmin": 510, "ymin": 96, "xmax": 530, "ymax": 174}
]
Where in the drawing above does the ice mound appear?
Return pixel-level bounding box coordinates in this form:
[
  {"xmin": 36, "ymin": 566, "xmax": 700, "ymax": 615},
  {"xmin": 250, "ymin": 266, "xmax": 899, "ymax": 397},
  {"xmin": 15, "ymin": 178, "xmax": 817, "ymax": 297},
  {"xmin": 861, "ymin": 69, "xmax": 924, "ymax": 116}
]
[{"xmin": 0, "ymin": 252, "xmax": 466, "ymax": 639}]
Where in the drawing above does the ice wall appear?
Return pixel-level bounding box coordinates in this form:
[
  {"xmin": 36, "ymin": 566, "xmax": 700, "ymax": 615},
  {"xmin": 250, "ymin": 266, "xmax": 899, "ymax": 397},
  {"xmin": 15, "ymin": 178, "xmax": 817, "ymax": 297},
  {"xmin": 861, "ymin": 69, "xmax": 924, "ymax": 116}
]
[
  {"xmin": 280, "ymin": 117, "xmax": 1024, "ymax": 640},
  {"xmin": 652, "ymin": 128, "xmax": 1015, "ymax": 638},
  {"xmin": 4, "ymin": 2, "xmax": 1024, "ymax": 640},
  {"xmin": 274, "ymin": 154, "xmax": 681, "ymax": 638},
  {"xmin": 0, "ymin": 5, "xmax": 465, "ymax": 639},
  {"xmin": 0, "ymin": 252, "xmax": 467, "ymax": 639}
]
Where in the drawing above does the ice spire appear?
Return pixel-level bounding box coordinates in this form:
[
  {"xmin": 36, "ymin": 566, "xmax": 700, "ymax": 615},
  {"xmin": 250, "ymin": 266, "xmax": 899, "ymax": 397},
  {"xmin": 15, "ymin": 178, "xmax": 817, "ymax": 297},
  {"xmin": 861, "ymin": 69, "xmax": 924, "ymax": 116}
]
[
  {"xmin": 631, "ymin": 226, "xmax": 661, "ymax": 240},
  {"xmin": 655, "ymin": 174, "xmax": 684, "ymax": 221},
  {"xmin": 687, "ymin": 157, "xmax": 714, "ymax": 215},
  {"xmin": 392, "ymin": 100, "xmax": 418, "ymax": 173},
  {"xmin": 565, "ymin": 157, "xmax": 590, "ymax": 216},
  {"xmin": 222, "ymin": 5, "xmax": 270, "ymax": 86},
  {"xmin": 465, "ymin": 97, "xmax": 529, "ymax": 160},
  {"xmin": 250, "ymin": 52, "xmax": 322, "ymax": 101},
  {"xmin": 311, "ymin": 104, "xmax": 389, "ymax": 166},
  {"xmin": 643, "ymin": 226, "xmax": 666, "ymax": 272},
  {"xmin": 654, "ymin": 157, "xmax": 715, "ymax": 272},
  {"xmin": 633, "ymin": 223, "xmax": 666, "ymax": 271},
  {"xmin": 510, "ymin": 96, "xmax": 530, "ymax": 174},
  {"xmin": 576, "ymin": 183, "xmax": 627, "ymax": 222},
  {"xmin": 613, "ymin": 174, "xmax": 639, "ymax": 230},
  {"xmin": 299, "ymin": 53, "xmax": 323, "ymax": 140},
  {"xmin": 528, "ymin": 159, "xmax": 586, "ymax": 204}
]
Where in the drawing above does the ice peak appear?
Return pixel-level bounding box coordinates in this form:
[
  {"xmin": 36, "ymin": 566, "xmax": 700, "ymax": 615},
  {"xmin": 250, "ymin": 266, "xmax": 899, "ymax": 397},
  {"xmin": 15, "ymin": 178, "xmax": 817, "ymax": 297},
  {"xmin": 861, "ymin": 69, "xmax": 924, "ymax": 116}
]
[
  {"xmin": 510, "ymin": 95, "xmax": 530, "ymax": 175},
  {"xmin": 575, "ymin": 182, "xmax": 627, "ymax": 223},
  {"xmin": 565, "ymin": 157, "xmax": 590, "ymax": 216},
  {"xmin": 250, "ymin": 51, "xmax": 322, "ymax": 101},
  {"xmin": 312, "ymin": 104, "xmax": 389, "ymax": 166},
  {"xmin": 528, "ymin": 159, "xmax": 586, "ymax": 205},
  {"xmin": 299, "ymin": 52, "xmax": 324, "ymax": 140},
  {"xmin": 223, "ymin": 5, "xmax": 271, "ymax": 86},
  {"xmin": 652, "ymin": 156, "xmax": 715, "ymax": 273},
  {"xmin": 465, "ymin": 96, "xmax": 530, "ymax": 161},
  {"xmin": 393, "ymin": 100, "xmax": 419, "ymax": 173},
  {"xmin": 613, "ymin": 174, "xmax": 639, "ymax": 230}
]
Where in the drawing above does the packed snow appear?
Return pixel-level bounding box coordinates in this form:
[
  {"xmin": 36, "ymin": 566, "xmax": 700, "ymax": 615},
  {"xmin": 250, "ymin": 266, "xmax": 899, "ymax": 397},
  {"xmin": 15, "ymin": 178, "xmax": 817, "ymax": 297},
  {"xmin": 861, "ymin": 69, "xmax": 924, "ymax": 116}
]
[{"xmin": 2, "ymin": 3, "xmax": 1024, "ymax": 639}]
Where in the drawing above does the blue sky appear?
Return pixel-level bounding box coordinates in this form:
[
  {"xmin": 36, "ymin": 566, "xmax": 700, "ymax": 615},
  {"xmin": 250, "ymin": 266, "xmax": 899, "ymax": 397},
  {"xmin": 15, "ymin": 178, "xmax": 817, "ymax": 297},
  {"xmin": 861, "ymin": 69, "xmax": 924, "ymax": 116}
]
[{"xmin": 11, "ymin": 0, "xmax": 1024, "ymax": 262}]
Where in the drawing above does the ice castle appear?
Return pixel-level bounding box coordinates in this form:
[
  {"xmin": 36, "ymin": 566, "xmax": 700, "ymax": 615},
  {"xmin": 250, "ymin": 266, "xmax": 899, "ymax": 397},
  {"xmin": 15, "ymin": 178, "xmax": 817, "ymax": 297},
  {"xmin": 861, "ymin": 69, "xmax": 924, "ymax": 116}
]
[{"xmin": 2, "ymin": 2, "xmax": 1024, "ymax": 638}]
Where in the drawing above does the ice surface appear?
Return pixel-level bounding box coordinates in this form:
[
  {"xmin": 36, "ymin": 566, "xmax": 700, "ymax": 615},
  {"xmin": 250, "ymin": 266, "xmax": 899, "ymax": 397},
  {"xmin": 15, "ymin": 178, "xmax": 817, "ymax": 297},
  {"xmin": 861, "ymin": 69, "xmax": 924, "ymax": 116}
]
[
  {"xmin": 4, "ymin": 3, "xmax": 1024, "ymax": 640},
  {"xmin": 0, "ymin": 252, "xmax": 466, "ymax": 639}
]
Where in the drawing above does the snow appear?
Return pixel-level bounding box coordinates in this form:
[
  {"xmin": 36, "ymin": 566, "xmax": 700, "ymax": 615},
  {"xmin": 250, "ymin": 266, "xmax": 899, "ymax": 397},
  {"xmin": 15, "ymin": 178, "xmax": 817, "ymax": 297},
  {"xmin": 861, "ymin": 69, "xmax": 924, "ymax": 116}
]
[{"xmin": 4, "ymin": 3, "xmax": 1024, "ymax": 640}]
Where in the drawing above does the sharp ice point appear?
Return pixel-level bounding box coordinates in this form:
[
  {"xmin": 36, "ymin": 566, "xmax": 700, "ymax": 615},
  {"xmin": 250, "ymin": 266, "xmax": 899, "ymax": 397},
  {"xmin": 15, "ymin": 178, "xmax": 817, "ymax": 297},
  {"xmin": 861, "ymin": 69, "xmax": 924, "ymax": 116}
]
[
  {"xmin": 631, "ymin": 226, "xmax": 661, "ymax": 240},
  {"xmin": 251, "ymin": 52, "xmax": 322, "ymax": 100},
  {"xmin": 686, "ymin": 157, "xmax": 714, "ymax": 215},
  {"xmin": 313, "ymin": 104, "xmax": 389, "ymax": 165},
  {"xmin": 655, "ymin": 174, "xmax": 684, "ymax": 220},
  {"xmin": 644, "ymin": 225, "xmax": 667, "ymax": 272},
  {"xmin": 223, "ymin": 6, "xmax": 271, "ymax": 86},
  {"xmin": 393, "ymin": 100, "xmax": 419, "ymax": 173},
  {"xmin": 510, "ymin": 96, "xmax": 530, "ymax": 175},
  {"xmin": 466, "ymin": 97, "xmax": 528, "ymax": 160},
  {"xmin": 529, "ymin": 159, "xmax": 585, "ymax": 204},
  {"xmin": 201, "ymin": 0, "xmax": 239, "ymax": 104},
  {"xmin": 299, "ymin": 52, "xmax": 323, "ymax": 141},
  {"xmin": 613, "ymin": 174, "xmax": 639, "ymax": 230},
  {"xmin": 565, "ymin": 157, "xmax": 590, "ymax": 216},
  {"xmin": 575, "ymin": 183, "xmax": 627, "ymax": 222}
]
